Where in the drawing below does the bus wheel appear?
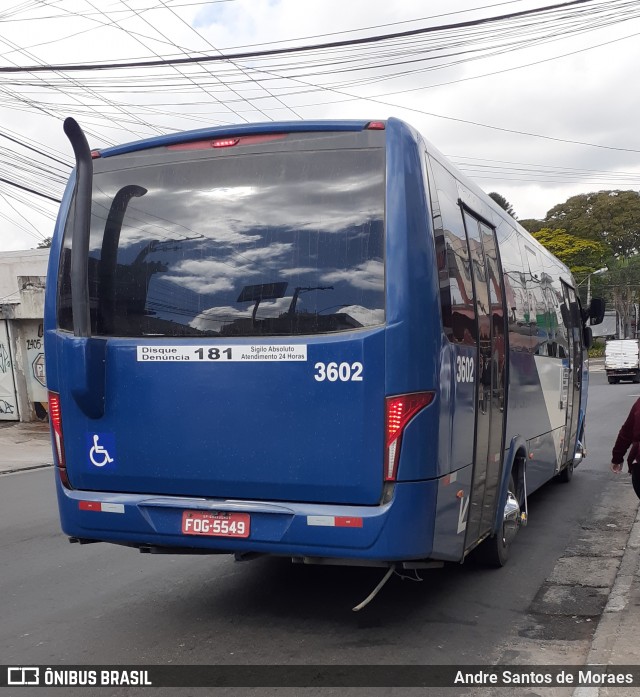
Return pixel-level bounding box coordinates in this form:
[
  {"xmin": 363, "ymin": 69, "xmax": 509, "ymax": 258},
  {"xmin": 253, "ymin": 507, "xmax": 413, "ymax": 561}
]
[
  {"xmin": 607, "ymin": 377, "xmax": 618, "ymax": 384},
  {"xmin": 476, "ymin": 475, "xmax": 520, "ymax": 568}
]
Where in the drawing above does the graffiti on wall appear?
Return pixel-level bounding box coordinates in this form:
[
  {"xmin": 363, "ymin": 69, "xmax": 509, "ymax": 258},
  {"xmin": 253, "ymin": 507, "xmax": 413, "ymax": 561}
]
[
  {"xmin": 24, "ymin": 321, "xmax": 48, "ymax": 419},
  {"xmin": 0, "ymin": 399, "xmax": 14, "ymax": 414},
  {"xmin": 0, "ymin": 342, "xmax": 10, "ymax": 373},
  {"xmin": 0, "ymin": 320, "xmax": 18, "ymax": 420}
]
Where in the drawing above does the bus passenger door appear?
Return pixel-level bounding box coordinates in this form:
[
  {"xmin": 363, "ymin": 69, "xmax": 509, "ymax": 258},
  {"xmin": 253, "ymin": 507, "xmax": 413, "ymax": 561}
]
[
  {"xmin": 462, "ymin": 210, "xmax": 508, "ymax": 550},
  {"xmin": 560, "ymin": 283, "xmax": 582, "ymax": 466}
]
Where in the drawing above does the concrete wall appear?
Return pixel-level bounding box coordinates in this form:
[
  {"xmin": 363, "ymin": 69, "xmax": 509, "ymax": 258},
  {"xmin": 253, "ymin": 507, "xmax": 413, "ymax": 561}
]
[
  {"xmin": 0, "ymin": 249, "xmax": 49, "ymax": 303},
  {"xmin": 0, "ymin": 250, "xmax": 50, "ymax": 422}
]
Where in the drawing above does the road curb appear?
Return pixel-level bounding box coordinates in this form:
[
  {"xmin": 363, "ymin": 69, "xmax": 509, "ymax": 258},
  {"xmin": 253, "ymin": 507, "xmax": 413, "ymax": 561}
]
[
  {"xmin": 572, "ymin": 503, "xmax": 640, "ymax": 697},
  {"xmin": 0, "ymin": 463, "xmax": 54, "ymax": 475}
]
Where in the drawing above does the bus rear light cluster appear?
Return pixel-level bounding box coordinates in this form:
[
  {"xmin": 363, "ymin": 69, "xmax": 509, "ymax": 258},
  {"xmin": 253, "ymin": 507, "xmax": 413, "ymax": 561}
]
[
  {"xmin": 384, "ymin": 392, "xmax": 434, "ymax": 481},
  {"xmin": 48, "ymin": 391, "xmax": 70, "ymax": 487}
]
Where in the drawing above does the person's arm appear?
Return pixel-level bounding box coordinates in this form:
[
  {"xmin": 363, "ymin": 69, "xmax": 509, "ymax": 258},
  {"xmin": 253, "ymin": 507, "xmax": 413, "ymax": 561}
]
[{"xmin": 611, "ymin": 401, "xmax": 640, "ymax": 472}]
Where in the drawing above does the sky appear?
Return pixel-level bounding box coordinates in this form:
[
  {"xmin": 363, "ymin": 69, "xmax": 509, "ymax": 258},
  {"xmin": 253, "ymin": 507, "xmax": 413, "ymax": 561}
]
[{"xmin": 1, "ymin": 0, "xmax": 640, "ymax": 251}]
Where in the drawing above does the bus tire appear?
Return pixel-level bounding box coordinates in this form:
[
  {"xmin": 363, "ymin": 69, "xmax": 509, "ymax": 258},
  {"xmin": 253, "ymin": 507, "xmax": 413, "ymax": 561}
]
[
  {"xmin": 475, "ymin": 474, "xmax": 519, "ymax": 568},
  {"xmin": 608, "ymin": 377, "xmax": 618, "ymax": 384}
]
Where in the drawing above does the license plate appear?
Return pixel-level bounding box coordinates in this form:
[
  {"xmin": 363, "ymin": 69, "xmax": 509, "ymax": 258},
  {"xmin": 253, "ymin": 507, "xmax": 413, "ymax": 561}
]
[{"xmin": 181, "ymin": 511, "xmax": 250, "ymax": 538}]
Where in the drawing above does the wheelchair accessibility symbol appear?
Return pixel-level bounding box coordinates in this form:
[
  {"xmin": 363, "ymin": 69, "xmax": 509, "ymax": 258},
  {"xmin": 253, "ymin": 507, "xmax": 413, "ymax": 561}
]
[{"xmin": 88, "ymin": 433, "xmax": 115, "ymax": 469}]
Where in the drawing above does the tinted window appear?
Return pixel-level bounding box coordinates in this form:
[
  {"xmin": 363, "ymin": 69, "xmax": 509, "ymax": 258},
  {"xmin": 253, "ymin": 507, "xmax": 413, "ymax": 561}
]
[
  {"xmin": 497, "ymin": 220, "xmax": 532, "ymax": 353},
  {"xmin": 523, "ymin": 243, "xmax": 551, "ymax": 356},
  {"xmin": 547, "ymin": 280, "xmax": 569, "ymax": 358},
  {"xmin": 427, "ymin": 155, "xmax": 477, "ymax": 345},
  {"xmin": 58, "ymin": 134, "xmax": 385, "ymax": 337}
]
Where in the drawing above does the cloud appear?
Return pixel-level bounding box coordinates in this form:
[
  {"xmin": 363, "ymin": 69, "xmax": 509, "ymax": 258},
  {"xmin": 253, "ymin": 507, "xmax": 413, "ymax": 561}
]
[
  {"xmin": 189, "ymin": 296, "xmax": 291, "ymax": 332},
  {"xmin": 322, "ymin": 259, "xmax": 384, "ymax": 290},
  {"xmin": 2, "ymin": 0, "xmax": 640, "ymax": 250}
]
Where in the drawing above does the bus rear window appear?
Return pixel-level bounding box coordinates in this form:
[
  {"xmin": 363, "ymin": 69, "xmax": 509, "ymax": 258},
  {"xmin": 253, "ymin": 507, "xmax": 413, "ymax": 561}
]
[{"xmin": 58, "ymin": 132, "xmax": 385, "ymax": 337}]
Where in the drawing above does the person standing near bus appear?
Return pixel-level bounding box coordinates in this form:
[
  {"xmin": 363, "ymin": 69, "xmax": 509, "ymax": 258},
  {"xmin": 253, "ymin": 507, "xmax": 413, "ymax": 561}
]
[{"xmin": 610, "ymin": 397, "xmax": 640, "ymax": 499}]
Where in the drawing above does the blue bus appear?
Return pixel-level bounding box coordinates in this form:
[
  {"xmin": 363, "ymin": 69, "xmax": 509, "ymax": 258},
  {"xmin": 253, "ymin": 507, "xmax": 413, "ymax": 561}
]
[{"xmin": 45, "ymin": 117, "xmax": 604, "ymax": 572}]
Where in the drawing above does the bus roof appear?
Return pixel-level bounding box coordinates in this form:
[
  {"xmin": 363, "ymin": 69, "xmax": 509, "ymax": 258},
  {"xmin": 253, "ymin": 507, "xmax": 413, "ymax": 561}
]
[{"xmin": 96, "ymin": 120, "xmax": 378, "ymax": 158}]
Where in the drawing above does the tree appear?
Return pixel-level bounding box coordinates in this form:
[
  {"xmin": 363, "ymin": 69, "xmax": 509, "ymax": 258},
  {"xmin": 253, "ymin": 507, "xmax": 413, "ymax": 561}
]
[
  {"xmin": 519, "ymin": 218, "xmax": 544, "ymax": 234},
  {"xmin": 531, "ymin": 228, "xmax": 608, "ymax": 276},
  {"xmin": 36, "ymin": 237, "xmax": 52, "ymax": 248},
  {"xmin": 544, "ymin": 190, "xmax": 640, "ymax": 257},
  {"xmin": 488, "ymin": 192, "xmax": 517, "ymax": 218},
  {"xmin": 598, "ymin": 256, "xmax": 640, "ymax": 338}
]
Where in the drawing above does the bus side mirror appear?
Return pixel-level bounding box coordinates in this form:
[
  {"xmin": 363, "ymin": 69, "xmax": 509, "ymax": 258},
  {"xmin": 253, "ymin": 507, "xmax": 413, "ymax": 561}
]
[
  {"xmin": 588, "ymin": 298, "xmax": 605, "ymax": 325},
  {"xmin": 583, "ymin": 326, "xmax": 593, "ymax": 350}
]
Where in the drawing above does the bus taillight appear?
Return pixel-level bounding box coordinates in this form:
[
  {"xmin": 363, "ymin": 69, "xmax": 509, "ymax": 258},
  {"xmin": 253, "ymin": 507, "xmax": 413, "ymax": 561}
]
[
  {"xmin": 384, "ymin": 392, "xmax": 434, "ymax": 481},
  {"xmin": 48, "ymin": 391, "xmax": 69, "ymax": 486}
]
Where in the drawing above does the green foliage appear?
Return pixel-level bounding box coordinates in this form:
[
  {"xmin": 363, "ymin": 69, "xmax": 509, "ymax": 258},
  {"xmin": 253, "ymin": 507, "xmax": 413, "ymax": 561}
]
[
  {"xmin": 519, "ymin": 218, "xmax": 544, "ymax": 233},
  {"xmin": 519, "ymin": 190, "xmax": 640, "ymax": 336},
  {"xmin": 530, "ymin": 228, "xmax": 608, "ymax": 274},
  {"xmin": 488, "ymin": 192, "xmax": 517, "ymax": 218},
  {"xmin": 544, "ymin": 190, "xmax": 640, "ymax": 257},
  {"xmin": 588, "ymin": 343, "xmax": 605, "ymax": 358},
  {"xmin": 600, "ymin": 256, "xmax": 640, "ymax": 337}
]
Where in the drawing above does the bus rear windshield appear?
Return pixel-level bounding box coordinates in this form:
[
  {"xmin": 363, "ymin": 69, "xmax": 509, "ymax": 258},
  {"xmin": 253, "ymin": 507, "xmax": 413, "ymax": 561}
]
[{"xmin": 57, "ymin": 132, "xmax": 385, "ymax": 337}]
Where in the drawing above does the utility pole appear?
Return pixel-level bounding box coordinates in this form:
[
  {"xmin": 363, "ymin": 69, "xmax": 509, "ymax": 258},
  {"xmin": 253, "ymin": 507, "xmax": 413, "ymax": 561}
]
[{"xmin": 586, "ymin": 267, "xmax": 607, "ymax": 307}]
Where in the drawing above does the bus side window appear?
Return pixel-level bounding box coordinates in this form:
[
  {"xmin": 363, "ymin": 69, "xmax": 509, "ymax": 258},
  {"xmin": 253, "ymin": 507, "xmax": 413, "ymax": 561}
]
[
  {"xmin": 554, "ymin": 287, "xmax": 570, "ymax": 358},
  {"xmin": 426, "ymin": 155, "xmax": 477, "ymax": 346},
  {"xmin": 496, "ymin": 219, "xmax": 529, "ymax": 353},
  {"xmin": 521, "ymin": 241, "xmax": 548, "ymax": 356}
]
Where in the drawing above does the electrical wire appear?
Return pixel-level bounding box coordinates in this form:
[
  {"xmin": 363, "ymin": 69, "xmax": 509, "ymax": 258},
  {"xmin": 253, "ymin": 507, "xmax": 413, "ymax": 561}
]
[
  {"xmin": 158, "ymin": 0, "xmax": 301, "ymax": 120},
  {"xmin": 0, "ymin": 0, "xmax": 605, "ymax": 72},
  {"xmin": 0, "ymin": 176, "xmax": 62, "ymax": 202},
  {"xmin": 1, "ymin": 0, "xmax": 639, "ymax": 249}
]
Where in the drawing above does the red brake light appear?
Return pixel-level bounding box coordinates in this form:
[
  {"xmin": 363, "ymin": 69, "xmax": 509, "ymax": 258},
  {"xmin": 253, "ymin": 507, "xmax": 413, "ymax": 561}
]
[
  {"xmin": 212, "ymin": 138, "xmax": 240, "ymax": 148},
  {"xmin": 167, "ymin": 134, "xmax": 286, "ymax": 151},
  {"xmin": 366, "ymin": 121, "xmax": 386, "ymax": 130},
  {"xmin": 90, "ymin": 150, "xmax": 102, "ymax": 159},
  {"xmin": 48, "ymin": 391, "xmax": 69, "ymax": 485},
  {"xmin": 49, "ymin": 392, "xmax": 62, "ymax": 439},
  {"xmin": 384, "ymin": 392, "xmax": 434, "ymax": 481}
]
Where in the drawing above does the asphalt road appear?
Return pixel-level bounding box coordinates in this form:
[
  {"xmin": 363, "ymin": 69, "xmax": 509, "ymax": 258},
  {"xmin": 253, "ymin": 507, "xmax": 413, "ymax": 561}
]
[{"xmin": 0, "ymin": 367, "xmax": 633, "ymax": 695}]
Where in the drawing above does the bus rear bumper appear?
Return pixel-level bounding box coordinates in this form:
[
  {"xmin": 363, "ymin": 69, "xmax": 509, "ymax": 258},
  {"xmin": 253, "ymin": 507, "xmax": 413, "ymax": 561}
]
[{"xmin": 56, "ymin": 477, "xmax": 440, "ymax": 562}]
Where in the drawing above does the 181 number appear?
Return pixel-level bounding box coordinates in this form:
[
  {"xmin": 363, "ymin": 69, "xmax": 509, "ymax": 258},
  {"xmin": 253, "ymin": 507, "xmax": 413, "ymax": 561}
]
[
  {"xmin": 314, "ymin": 362, "xmax": 363, "ymax": 382},
  {"xmin": 194, "ymin": 347, "xmax": 232, "ymax": 360}
]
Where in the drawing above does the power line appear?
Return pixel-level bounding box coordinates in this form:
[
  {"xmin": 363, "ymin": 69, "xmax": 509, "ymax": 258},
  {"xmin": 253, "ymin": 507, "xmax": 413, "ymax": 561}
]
[
  {"xmin": 0, "ymin": 0, "xmax": 236, "ymax": 22},
  {"xmin": 158, "ymin": 0, "xmax": 301, "ymax": 120},
  {"xmin": 0, "ymin": 176, "xmax": 62, "ymax": 202},
  {"xmin": 0, "ymin": 0, "xmax": 637, "ymax": 241},
  {"xmin": 116, "ymin": 0, "xmax": 254, "ymax": 123},
  {"xmin": 0, "ymin": 130, "xmax": 70, "ymax": 167},
  {"xmin": 0, "ymin": 0, "xmax": 599, "ymax": 73}
]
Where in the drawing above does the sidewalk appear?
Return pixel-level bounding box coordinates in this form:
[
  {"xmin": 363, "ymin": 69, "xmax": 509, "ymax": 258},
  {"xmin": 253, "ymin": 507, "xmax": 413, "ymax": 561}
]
[
  {"xmin": 0, "ymin": 420, "xmax": 53, "ymax": 474},
  {"xmin": 574, "ymin": 503, "xmax": 640, "ymax": 697}
]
